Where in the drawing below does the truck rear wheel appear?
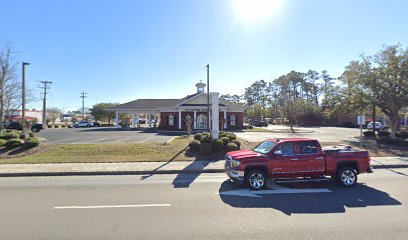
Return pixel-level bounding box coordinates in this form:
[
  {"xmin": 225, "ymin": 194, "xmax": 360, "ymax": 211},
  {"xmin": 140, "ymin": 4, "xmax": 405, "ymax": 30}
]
[
  {"xmin": 245, "ymin": 169, "xmax": 267, "ymax": 190},
  {"xmin": 336, "ymin": 167, "xmax": 357, "ymax": 187}
]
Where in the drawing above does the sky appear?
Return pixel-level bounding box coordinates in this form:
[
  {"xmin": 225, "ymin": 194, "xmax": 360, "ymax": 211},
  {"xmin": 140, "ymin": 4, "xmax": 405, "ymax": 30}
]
[{"xmin": 1, "ymin": 0, "xmax": 407, "ymax": 112}]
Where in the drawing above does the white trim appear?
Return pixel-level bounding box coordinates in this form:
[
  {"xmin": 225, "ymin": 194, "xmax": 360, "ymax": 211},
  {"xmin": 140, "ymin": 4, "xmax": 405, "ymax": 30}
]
[
  {"xmin": 176, "ymin": 92, "xmax": 205, "ymax": 106},
  {"xmin": 178, "ymin": 110, "xmax": 182, "ymax": 129}
]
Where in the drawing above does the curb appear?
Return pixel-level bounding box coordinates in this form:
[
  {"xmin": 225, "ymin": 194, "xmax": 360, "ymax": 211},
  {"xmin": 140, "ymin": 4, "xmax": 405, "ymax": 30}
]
[{"xmin": 0, "ymin": 164, "xmax": 407, "ymax": 177}]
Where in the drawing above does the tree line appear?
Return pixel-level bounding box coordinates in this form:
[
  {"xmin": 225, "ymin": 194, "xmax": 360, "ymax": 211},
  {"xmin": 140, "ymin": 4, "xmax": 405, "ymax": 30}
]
[{"xmin": 221, "ymin": 44, "xmax": 408, "ymax": 138}]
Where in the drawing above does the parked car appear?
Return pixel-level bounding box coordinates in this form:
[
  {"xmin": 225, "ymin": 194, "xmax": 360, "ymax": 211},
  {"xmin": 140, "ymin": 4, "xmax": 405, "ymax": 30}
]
[
  {"xmin": 138, "ymin": 119, "xmax": 146, "ymax": 124},
  {"xmin": 367, "ymin": 121, "xmax": 385, "ymax": 130},
  {"xmin": 73, "ymin": 121, "xmax": 93, "ymax": 128},
  {"xmin": 4, "ymin": 122, "xmax": 44, "ymax": 132},
  {"xmin": 252, "ymin": 120, "xmax": 268, "ymax": 127},
  {"xmin": 225, "ymin": 138, "xmax": 372, "ymax": 189},
  {"xmin": 92, "ymin": 122, "xmax": 101, "ymax": 127}
]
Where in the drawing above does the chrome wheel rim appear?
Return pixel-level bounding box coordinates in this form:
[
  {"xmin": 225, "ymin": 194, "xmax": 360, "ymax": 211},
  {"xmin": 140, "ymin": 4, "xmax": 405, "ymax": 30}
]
[
  {"xmin": 249, "ymin": 173, "xmax": 265, "ymax": 189},
  {"xmin": 341, "ymin": 170, "xmax": 356, "ymax": 186}
]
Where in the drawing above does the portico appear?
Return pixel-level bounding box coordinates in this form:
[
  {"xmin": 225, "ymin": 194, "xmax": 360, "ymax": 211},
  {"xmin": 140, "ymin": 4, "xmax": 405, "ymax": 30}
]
[{"xmin": 107, "ymin": 81, "xmax": 245, "ymax": 130}]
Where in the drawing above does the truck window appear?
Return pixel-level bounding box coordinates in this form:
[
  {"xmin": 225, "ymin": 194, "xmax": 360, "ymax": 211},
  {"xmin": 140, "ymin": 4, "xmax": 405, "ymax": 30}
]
[
  {"xmin": 253, "ymin": 141, "xmax": 277, "ymax": 154},
  {"xmin": 274, "ymin": 143, "xmax": 295, "ymax": 156},
  {"xmin": 299, "ymin": 141, "xmax": 318, "ymax": 154}
]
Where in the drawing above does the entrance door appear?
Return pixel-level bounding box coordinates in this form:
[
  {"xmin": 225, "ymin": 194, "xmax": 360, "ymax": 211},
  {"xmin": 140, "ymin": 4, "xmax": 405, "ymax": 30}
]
[{"xmin": 197, "ymin": 114, "xmax": 207, "ymax": 129}]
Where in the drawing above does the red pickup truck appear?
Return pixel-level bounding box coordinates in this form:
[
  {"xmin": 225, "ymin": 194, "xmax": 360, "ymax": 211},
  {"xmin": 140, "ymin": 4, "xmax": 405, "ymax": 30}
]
[{"xmin": 225, "ymin": 138, "xmax": 372, "ymax": 189}]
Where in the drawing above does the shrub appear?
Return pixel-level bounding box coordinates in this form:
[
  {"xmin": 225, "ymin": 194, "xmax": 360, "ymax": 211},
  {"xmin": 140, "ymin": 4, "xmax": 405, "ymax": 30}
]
[
  {"xmin": 25, "ymin": 137, "xmax": 40, "ymax": 148},
  {"xmin": 202, "ymin": 132, "xmax": 211, "ymax": 137},
  {"xmin": 231, "ymin": 140, "xmax": 241, "ymax": 149},
  {"xmin": 3, "ymin": 132, "xmax": 19, "ymax": 140},
  {"xmin": 225, "ymin": 142, "xmax": 238, "ymax": 152},
  {"xmin": 0, "ymin": 139, "xmax": 6, "ymax": 147},
  {"xmin": 201, "ymin": 135, "xmax": 212, "ymax": 144},
  {"xmin": 200, "ymin": 143, "xmax": 212, "ymax": 156},
  {"xmin": 377, "ymin": 137, "xmax": 396, "ymax": 145},
  {"xmin": 378, "ymin": 130, "xmax": 391, "ymax": 137},
  {"xmin": 220, "ymin": 137, "xmax": 230, "ymax": 146},
  {"xmin": 212, "ymin": 139, "xmax": 224, "ymax": 152},
  {"xmin": 219, "ymin": 132, "xmax": 227, "ymax": 138},
  {"xmin": 189, "ymin": 140, "xmax": 201, "ymax": 151},
  {"xmin": 396, "ymin": 131, "xmax": 408, "ymax": 139},
  {"xmin": 194, "ymin": 133, "xmax": 203, "ymax": 141},
  {"xmin": 5, "ymin": 139, "xmax": 23, "ymax": 149},
  {"xmin": 226, "ymin": 133, "xmax": 236, "ymax": 141},
  {"xmin": 29, "ymin": 132, "xmax": 35, "ymax": 138},
  {"xmin": 19, "ymin": 134, "xmax": 25, "ymax": 139},
  {"xmin": 363, "ymin": 131, "xmax": 375, "ymax": 138}
]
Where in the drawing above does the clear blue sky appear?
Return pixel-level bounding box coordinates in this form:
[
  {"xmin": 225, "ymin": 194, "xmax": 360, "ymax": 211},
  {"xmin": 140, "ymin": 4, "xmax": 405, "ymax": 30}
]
[{"xmin": 1, "ymin": 0, "xmax": 407, "ymax": 112}]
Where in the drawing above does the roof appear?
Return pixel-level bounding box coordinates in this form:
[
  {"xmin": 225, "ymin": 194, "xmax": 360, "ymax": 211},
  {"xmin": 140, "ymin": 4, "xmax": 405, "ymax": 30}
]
[
  {"xmin": 110, "ymin": 92, "xmax": 245, "ymax": 110},
  {"xmin": 111, "ymin": 99, "xmax": 182, "ymax": 110}
]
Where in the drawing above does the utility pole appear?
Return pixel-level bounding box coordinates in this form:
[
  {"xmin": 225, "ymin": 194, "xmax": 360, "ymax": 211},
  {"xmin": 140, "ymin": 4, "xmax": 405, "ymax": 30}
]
[
  {"xmin": 21, "ymin": 62, "xmax": 30, "ymax": 121},
  {"xmin": 40, "ymin": 81, "xmax": 52, "ymax": 128},
  {"xmin": 80, "ymin": 92, "xmax": 87, "ymax": 119},
  {"xmin": 206, "ymin": 64, "xmax": 210, "ymax": 132}
]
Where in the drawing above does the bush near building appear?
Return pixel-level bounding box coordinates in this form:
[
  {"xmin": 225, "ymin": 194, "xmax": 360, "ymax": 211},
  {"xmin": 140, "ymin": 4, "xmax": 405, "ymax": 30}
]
[
  {"xmin": 5, "ymin": 139, "xmax": 23, "ymax": 149},
  {"xmin": 188, "ymin": 132, "xmax": 242, "ymax": 155}
]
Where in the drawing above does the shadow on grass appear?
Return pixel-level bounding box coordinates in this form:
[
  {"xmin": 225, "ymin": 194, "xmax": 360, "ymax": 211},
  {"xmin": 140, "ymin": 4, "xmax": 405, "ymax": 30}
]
[{"xmin": 218, "ymin": 180, "xmax": 402, "ymax": 215}]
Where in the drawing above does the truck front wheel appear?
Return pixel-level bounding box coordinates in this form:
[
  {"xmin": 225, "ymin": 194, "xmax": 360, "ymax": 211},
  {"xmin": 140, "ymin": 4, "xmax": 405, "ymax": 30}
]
[
  {"xmin": 336, "ymin": 167, "xmax": 358, "ymax": 187},
  {"xmin": 245, "ymin": 169, "xmax": 267, "ymax": 190}
]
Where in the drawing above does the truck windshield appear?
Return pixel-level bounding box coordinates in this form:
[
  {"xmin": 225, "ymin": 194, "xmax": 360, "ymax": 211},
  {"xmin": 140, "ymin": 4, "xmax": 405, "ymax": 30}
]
[{"xmin": 253, "ymin": 141, "xmax": 277, "ymax": 154}]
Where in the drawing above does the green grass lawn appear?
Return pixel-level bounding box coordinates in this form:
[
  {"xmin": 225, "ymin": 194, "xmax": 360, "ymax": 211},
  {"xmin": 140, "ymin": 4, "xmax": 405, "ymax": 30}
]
[{"xmin": 0, "ymin": 137, "xmax": 195, "ymax": 164}]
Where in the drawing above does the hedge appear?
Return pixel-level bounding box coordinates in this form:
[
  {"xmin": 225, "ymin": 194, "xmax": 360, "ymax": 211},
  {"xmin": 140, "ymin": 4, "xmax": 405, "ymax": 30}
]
[
  {"xmin": 220, "ymin": 137, "xmax": 230, "ymax": 146},
  {"xmin": 212, "ymin": 139, "xmax": 224, "ymax": 152},
  {"xmin": 0, "ymin": 139, "xmax": 6, "ymax": 147},
  {"xmin": 25, "ymin": 137, "xmax": 40, "ymax": 148},
  {"xmin": 363, "ymin": 131, "xmax": 375, "ymax": 138},
  {"xmin": 231, "ymin": 140, "xmax": 241, "ymax": 149},
  {"xmin": 194, "ymin": 133, "xmax": 203, "ymax": 141},
  {"xmin": 201, "ymin": 135, "xmax": 212, "ymax": 144},
  {"xmin": 200, "ymin": 143, "xmax": 212, "ymax": 156},
  {"xmin": 5, "ymin": 139, "xmax": 23, "ymax": 149},
  {"xmin": 225, "ymin": 142, "xmax": 238, "ymax": 152},
  {"xmin": 189, "ymin": 140, "xmax": 201, "ymax": 151}
]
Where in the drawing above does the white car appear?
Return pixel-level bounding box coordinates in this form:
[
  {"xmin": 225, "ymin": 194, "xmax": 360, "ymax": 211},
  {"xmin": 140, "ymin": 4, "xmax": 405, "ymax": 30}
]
[
  {"xmin": 367, "ymin": 121, "xmax": 384, "ymax": 130},
  {"xmin": 74, "ymin": 121, "xmax": 93, "ymax": 128}
]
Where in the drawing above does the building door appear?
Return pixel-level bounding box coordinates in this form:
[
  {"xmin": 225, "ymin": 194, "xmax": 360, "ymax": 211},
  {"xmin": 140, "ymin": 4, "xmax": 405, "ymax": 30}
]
[{"xmin": 197, "ymin": 114, "xmax": 207, "ymax": 129}]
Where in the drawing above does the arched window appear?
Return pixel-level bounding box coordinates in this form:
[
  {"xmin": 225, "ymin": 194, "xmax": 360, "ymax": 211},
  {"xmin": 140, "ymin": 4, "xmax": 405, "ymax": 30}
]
[
  {"xmin": 197, "ymin": 114, "xmax": 207, "ymax": 129},
  {"xmin": 230, "ymin": 115, "xmax": 236, "ymax": 126},
  {"xmin": 168, "ymin": 115, "xmax": 174, "ymax": 126}
]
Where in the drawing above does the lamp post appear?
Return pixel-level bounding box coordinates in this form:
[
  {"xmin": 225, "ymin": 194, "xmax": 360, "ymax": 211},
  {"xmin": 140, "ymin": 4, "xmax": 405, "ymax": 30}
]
[
  {"xmin": 206, "ymin": 64, "xmax": 210, "ymax": 132},
  {"xmin": 22, "ymin": 62, "xmax": 30, "ymax": 121}
]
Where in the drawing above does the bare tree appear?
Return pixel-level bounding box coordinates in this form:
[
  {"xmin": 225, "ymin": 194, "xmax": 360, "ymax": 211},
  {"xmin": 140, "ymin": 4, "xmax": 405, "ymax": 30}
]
[
  {"xmin": 47, "ymin": 108, "xmax": 62, "ymax": 127},
  {"xmin": 0, "ymin": 44, "xmax": 17, "ymax": 133}
]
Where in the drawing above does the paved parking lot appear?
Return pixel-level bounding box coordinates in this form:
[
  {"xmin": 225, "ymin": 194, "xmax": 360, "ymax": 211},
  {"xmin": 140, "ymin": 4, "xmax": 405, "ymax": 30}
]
[
  {"xmin": 236, "ymin": 126, "xmax": 362, "ymax": 143},
  {"xmin": 37, "ymin": 128, "xmax": 179, "ymax": 144}
]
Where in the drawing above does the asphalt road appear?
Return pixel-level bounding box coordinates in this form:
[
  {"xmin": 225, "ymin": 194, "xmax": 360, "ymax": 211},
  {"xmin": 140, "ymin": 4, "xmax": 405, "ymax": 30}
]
[
  {"xmin": 0, "ymin": 169, "xmax": 407, "ymax": 240},
  {"xmin": 36, "ymin": 128, "xmax": 178, "ymax": 144}
]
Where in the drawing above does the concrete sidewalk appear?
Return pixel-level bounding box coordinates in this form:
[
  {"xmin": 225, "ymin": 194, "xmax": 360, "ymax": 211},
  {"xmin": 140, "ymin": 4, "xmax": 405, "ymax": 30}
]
[{"xmin": 0, "ymin": 157, "xmax": 407, "ymax": 177}]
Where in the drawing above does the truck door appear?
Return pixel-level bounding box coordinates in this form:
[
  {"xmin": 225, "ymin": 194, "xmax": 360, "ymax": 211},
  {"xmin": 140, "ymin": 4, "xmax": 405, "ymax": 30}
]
[
  {"xmin": 296, "ymin": 141, "xmax": 325, "ymax": 177},
  {"xmin": 269, "ymin": 142, "xmax": 303, "ymax": 178}
]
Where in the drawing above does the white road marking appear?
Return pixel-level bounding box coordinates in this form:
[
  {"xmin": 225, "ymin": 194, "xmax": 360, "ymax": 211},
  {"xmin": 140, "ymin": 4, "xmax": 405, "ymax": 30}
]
[
  {"xmin": 54, "ymin": 204, "xmax": 171, "ymax": 209},
  {"xmin": 138, "ymin": 137, "xmax": 152, "ymax": 143},
  {"xmin": 110, "ymin": 137, "xmax": 131, "ymax": 143},
  {"xmin": 45, "ymin": 138, "xmax": 80, "ymax": 144},
  {"xmin": 78, "ymin": 138, "xmax": 107, "ymax": 144}
]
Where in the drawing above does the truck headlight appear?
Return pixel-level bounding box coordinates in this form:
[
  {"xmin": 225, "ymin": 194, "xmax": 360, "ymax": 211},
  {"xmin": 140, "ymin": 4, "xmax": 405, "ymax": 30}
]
[{"xmin": 231, "ymin": 160, "xmax": 240, "ymax": 167}]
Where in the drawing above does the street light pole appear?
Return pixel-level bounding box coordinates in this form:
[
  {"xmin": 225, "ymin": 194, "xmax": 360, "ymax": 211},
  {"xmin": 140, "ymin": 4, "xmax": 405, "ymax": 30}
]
[
  {"xmin": 21, "ymin": 62, "xmax": 30, "ymax": 121},
  {"xmin": 206, "ymin": 64, "xmax": 210, "ymax": 132}
]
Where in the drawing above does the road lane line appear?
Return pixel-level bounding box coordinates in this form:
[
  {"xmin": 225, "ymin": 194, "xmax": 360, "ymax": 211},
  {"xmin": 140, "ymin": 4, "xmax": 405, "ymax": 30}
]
[
  {"xmin": 45, "ymin": 138, "xmax": 80, "ymax": 144},
  {"xmin": 54, "ymin": 204, "xmax": 171, "ymax": 209},
  {"xmin": 77, "ymin": 138, "xmax": 107, "ymax": 144},
  {"xmin": 110, "ymin": 137, "xmax": 131, "ymax": 143}
]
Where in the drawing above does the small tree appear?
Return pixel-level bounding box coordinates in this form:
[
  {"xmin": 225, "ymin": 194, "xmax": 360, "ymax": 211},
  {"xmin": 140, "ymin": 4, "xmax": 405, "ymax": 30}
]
[{"xmin": 47, "ymin": 108, "xmax": 62, "ymax": 127}]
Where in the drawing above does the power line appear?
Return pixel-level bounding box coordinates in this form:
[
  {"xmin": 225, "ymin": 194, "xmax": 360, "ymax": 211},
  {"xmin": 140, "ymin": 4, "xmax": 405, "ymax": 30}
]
[
  {"xmin": 80, "ymin": 92, "xmax": 87, "ymax": 118},
  {"xmin": 39, "ymin": 81, "xmax": 52, "ymax": 127}
]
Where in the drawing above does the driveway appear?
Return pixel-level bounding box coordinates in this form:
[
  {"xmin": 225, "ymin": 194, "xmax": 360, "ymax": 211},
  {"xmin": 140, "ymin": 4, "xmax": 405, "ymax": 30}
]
[
  {"xmin": 37, "ymin": 128, "xmax": 179, "ymax": 144},
  {"xmin": 236, "ymin": 126, "xmax": 362, "ymax": 143}
]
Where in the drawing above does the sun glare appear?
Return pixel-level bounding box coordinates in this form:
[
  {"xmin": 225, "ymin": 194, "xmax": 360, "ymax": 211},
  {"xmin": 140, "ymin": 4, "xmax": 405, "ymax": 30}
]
[{"xmin": 233, "ymin": 0, "xmax": 285, "ymax": 24}]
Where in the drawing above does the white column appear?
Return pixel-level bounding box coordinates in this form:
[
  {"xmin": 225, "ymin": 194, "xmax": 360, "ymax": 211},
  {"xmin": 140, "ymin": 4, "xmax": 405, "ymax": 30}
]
[
  {"xmin": 148, "ymin": 112, "xmax": 152, "ymax": 128},
  {"xmin": 193, "ymin": 111, "xmax": 197, "ymax": 129},
  {"xmin": 211, "ymin": 92, "xmax": 220, "ymax": 139},
  {"xmin": 224, "ymin": 110, "xmax": 227, "ymax": 129},
  {"xmin": 136, "ymin": 114, "xmax": 140, "ymax": 128},
  {"xmin": 132, "ymin": 113, "xmax": 136, "ymax": 128},
  {"xmin": 115, "ymin": 112, "xmax": 119, "ymax": 128},
  {"xmin": 178, "ymin": 110, "xmax": 182, "ymax": 130}
]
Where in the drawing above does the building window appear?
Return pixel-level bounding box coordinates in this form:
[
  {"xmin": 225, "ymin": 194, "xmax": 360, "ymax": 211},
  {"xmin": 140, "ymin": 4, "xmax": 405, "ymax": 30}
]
[
  {"xmin": 169, "ymin": 115, "xmax": 174, "ymax": 126},
  {"xmin": 197, "ymin": 114, "xmax": 207, "ymax": 129},
  {"xmin": 230, "ymin": 115, "xmax": 236, "ymax": 126}
]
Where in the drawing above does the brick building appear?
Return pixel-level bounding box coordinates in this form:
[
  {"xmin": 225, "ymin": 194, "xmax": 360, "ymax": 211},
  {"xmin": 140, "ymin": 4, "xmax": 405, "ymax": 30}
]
[{"xmin": 108, "ymin": 81, "xmax": 245, "ymax": 130}]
